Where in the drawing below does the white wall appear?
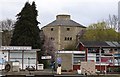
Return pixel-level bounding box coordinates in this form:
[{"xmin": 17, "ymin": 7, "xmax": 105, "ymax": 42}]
[
  {"xmin": 0, "ymin": 51, "xmax": 8, "ymax": 70},
  {"xmin": 0, "ymin": 50, "xmax": 37, "ymax": 70},
  {"xmin": 0, "ymin": 51, "xmax": 8, "ymax": 62},
  {"xmin": 10, "ymin": 51, "xmax": 37, "ymax": 69}
]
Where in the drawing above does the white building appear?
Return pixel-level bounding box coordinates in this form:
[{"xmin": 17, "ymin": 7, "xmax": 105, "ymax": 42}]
[
  {"xmin": 56, "ymin": 51, "xmax": 86, "ymax": 70},
  {"xmin": 0, "ymin": 46, "xmax": 40, "ymax": 70}
]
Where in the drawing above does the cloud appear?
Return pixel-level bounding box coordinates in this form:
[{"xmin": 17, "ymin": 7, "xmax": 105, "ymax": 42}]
[{"xmin": 0, "ymin": 0, "xmax": 119, "ymax": 28}]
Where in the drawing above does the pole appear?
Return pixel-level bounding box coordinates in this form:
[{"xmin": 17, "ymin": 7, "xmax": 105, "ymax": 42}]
[
  {"xmin": 105, "ymin": 64, "xmax": 107, "ymax": 74},
  {"xmin": 28, "ymin": 57, "xmax": 31, "ymax": 74},
  {"xmin": 1, "ymin": 58, "xmax": 3, "ymax": 75},
  {"xmin": 99, "ymin": 47, "xmax": 102, "ymax": 73},
  {"xmin": 117, "ymin": 23, "xmax": 120, "ymax": 70},
  {"xmin": 22, "ymin": 51, "xmax": 24, "ymax": 70},
  {"xmin": 2, "ymin": 58, "xmax": 3, "ymax": 70},
  {"xmin": 28, "ymin": 58, "xmax": 30, "ymax": 67}
]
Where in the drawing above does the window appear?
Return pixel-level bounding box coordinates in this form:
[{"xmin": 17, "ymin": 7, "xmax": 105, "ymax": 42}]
[
  {"xmin": 67, "ymin": 28, "xmax": 70, "ymax": 31},
  {"xmin": 64, "ymin": 37, "xmax": 72, "ymax": 41},
  {"xmin": 2, "ymin": 52, "xmax": 4, "ymax": 54},
  {"xmin": 51, "ymin": 28, "xmax": 54, "ymax": 31},
  {"xmin": 65, "ymin": 37, "xmax": 67, "ymax": 40},
  {"xmin": 70, "ymin": 37, "xmax": 72, "ymax": 40},
  {"xmin": 50, "ymin": 37, "xmax": 55, "ymax": 40},
  {"xmin": 96, "ymin": 58, "xmax": 99, "ymax": 62},
  {"xmin": 67, "ymin": 37, "xmax": 69, "ymax": 40},
  {"xmin": 73, "ymin": 54, "xmax": 85, "ymax": 64}
]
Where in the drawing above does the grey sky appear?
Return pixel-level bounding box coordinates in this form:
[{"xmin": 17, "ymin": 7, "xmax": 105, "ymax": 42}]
[{"xmin": 0, "ymin": 0, "xmax": 119, "ymax": 28}]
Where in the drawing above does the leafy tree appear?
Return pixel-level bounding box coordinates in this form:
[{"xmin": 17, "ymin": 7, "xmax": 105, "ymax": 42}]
[
  {"xmin": 81, "ymin": 21, "xmax": 119, "ymax": 41},
  {"xmin": 10, "ymin": 2, "xmax": 41, "ymax": 49}
]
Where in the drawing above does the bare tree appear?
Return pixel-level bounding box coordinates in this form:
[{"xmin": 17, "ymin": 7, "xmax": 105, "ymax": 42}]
[
  {"xmin": 0, "ymin": 19, "xmax": 15, "ymax": 45},
  {"xmin": 108, "ymin": 14, "xmax": 113, "ymax": 28},
  {"xmin": 107, "ymin": 14, "xmax": 118, "ymax": 30},
  {"xmin": 42, "ymin": 35, "xmax": 56, "ymax": 61},
  {"xmin": 112, "ymin": 15, "xmax": 118, "ymax": 30},
  {"xmin": 0, "ymin": 19, "xmax": 15, "ymax": 31}
]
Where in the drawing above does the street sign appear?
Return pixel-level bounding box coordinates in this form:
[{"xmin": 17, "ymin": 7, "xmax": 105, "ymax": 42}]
[
  {"xmin": 41, "ymin": 56, "xmax": 52, "ymax": 59},
  {"xmin": 57, "ymin": 57, "xmax": 62, "ymax": 64}
]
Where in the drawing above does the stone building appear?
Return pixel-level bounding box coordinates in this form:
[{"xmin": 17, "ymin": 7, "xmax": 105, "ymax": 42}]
[{"xmin": 41, "ymin": 14, "xmax": 86, "ymax": 50}]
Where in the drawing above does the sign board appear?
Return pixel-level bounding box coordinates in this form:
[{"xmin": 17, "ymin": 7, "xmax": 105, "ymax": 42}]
[
  {"xmin": 57, "ymin": 51, "xmax": 85, "ymax": 54},
  {"xmin": 41, "ymin": 56, "xmax": 52, "ymax": 59},
  {"xmin": 57, "ymin": 57, "xmax": 62, "ymax": 64},
  {"xmin": 0, "ymin": 46, "xmax": 32, "ymax": 50}
]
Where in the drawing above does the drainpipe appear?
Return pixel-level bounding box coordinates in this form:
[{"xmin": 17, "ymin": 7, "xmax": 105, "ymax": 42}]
[
  {"xmin": 58, "ymin": 25, "xmax": 61, "ymax": 50},
  {"xmin": 85, "ymin": 48, "xmax": 88, "ymax": 61},
  {"xmin": 8, "ymin": 50, "xmax": 10, "ymax": 62}
]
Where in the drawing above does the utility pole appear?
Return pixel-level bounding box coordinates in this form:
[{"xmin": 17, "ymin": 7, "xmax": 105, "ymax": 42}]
[
  {"xmin": 118, "ymin": 1, "xmax": 120, "ymax": 71},
  {"xmin": 99, "ymin": 47, "xmax": 102, "ymax": 73}
]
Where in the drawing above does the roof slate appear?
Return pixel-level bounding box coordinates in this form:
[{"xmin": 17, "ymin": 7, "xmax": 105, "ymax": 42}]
[
  {"xmin": 80, "ymin": 41, "xmax": 120, "ymax": 48},
  {"xmin": 46, "ymin": 20, "xmax": 86, "ymax": 28}
]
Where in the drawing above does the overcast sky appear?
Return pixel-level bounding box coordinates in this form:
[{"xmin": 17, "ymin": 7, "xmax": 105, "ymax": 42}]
[{"xmin": 0, "ymin": 0, "xmax": 119, "ymax": 28}]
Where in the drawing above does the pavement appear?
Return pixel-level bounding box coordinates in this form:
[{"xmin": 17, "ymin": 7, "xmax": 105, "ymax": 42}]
[
  {"xmin": 0, "ymin": 69, "xmax": 86, "ymax": 77},
  {"xmin": 2, "ymin": 69, "xmax": 78, "ymax": 75},
  {"xmin": 0, "ymin": 69, "xmax": 120, "ymax": 77}
]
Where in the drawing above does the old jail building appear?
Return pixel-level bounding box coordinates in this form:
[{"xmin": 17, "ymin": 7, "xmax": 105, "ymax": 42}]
[{"xmin": 41, "ymin": 14, "xmax": 86, "ymax": 50}]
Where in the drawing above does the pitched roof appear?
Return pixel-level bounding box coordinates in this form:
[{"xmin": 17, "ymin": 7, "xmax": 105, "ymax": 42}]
[
  {"xmin": 46, "ymin": 20, "xmax": 86, "ymax": 28},
  {"xmin": 43, "ymin": 14, "xmax": 86, "ymax": 28},
  {"xmin": 79, "ymin": 41, "xmax": 120, "ymax": 48}
]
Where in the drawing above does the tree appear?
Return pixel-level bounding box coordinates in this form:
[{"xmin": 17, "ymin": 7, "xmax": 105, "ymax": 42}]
[
  {"xmin": 81, "ymin": 21, "xmax": 119, "ymax": 41},
  {"xmin": 10, "ymin": 2, "xmax": 41, "ymax": 49},
  {"xmin": 38, "ymin": 30, "xmax": 56, "ymax": 68},
  {"xmin": 107, "ymin": 14, "xmax": 118, "ymax": 30},
  {"xmin": 0, "ymin": 19, "xmax": 15, "ymax": 31},
  {"xmin": 0, "ymin": 19, "xmax": 15, "ymax": 45},
  {"xmin": 2, "ymin": 30, "xmax": 13, "ymax": 46},
  {"xmin": 42, "ymin": 36, "xmax": 56, "ymax": 60}
]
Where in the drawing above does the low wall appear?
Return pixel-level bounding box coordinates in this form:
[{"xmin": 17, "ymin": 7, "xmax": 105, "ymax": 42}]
[{"xmin": 0, "ymin": 75, "xmax": 120, "ymax": 77}]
